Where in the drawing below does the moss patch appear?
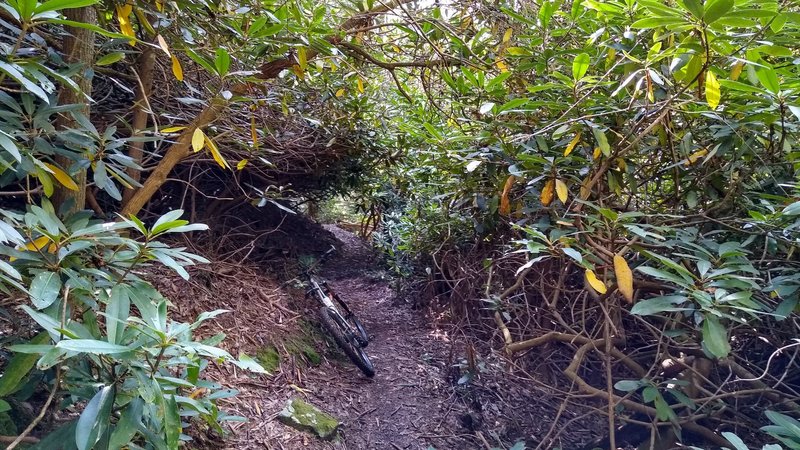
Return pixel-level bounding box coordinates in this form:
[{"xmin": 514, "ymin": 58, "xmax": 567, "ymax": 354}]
[
  {"xmin": 277, "ymin": 398, "xmax": 339, "ymax": 440},
  {"xmin": 256, "ymin": 345, "xmax": 281, "ymax": 373},
  {"xmin": 284, "ymin": 335, "xmax": 321, "ymax": 365},
  {"xmin": 279, "ymin": 320, "xmax": 322, "ymax": 366}
]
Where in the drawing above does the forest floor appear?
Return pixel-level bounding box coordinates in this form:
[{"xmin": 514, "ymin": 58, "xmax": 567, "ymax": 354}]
[{"xmin": 152, "ymin": 222, "xmax": 604, "ymax": 450}]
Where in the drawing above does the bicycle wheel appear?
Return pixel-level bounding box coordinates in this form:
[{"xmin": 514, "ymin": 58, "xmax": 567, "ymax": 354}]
[
  {"xmin": 345, "ymin": 312, "xmax": 369, "ymax": 348},
  {"xmin": 329, "ymin": 290, "xmax": 369, "ymax": 348},
  {"xmin": 319, "ymin": 306, "xmax": 375, "ymax": 378}
]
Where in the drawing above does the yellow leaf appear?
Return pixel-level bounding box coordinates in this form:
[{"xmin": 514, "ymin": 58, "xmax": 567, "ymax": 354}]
[
  {"xmin": 297, "ymin": 47, "xmax": 307, "ymax": 70},
  {"xmin": 250, "ymin": 117, "xmax": 259, "ymax": 148},
  {"xmin": 329, "ymin": 59, "xmax": 337, "ymax": 72},
  {"xmin": 705, "ymin": 70, "xmax": 720, "ymax": 110},
  {"xmin": 605, "ymin": 48, "xmax": 616, "ymax": 68},
  {"xmin": 357, "ymin": 78, "xmax": 365, "ymax": 93},
  {"xmin": 188, "ymin": 388, "xmax": 207, "ymax": 399},
  {"xmin": 392, "ymin": 45, "xmax": 401, "ymax": 53},
  {"xmin": 730, "ymin": 61, "xmax": 744, "ymax": 81},
  {"xmin": 580, "ymin": 176, "xmax": 592, "ymax": 200},
  {"xmin": 291, "ymin": 65, "xmax": 304, "ymax": 79},
  {"xmin": 44, "ymin": 163, "xmax": 79, "ymax": 191},
  {"xmin": 564, "ymin": 132, "xmax": 581, "ymax": 157},
  {"xmin": 616, "ymin": 158, "xmax": 627, "ymax": 171},
  {"xmin": 205, "ymin": 136, "xmax": 229, "ymax": 169},
  {"xmin": 555, "ymin": 179, "xmax": 568, "ymax": 203},
  {"xmin": 155, "ymin": 0, "xmax": 163, "ymax": 11},
  {"xmin": 161, "ymin": 126, "xmax": 186, "ymax": 133},
  {"xmin": 503, "ymin": 28, "xmax": 513, "ymax": 43},
  {"xmin": 335, "ymin": 88, "xmax": 345, "ymax": 98},
  {"xmin": 541, "ymin": 179, "xmax": 555, "ymax": 206},
  {"xmin": 191, "ymin": 128, "xmax": 205, "ymax": 152},
  {"xmin": 585, "ymin": 269, "xmax": 607, "ymax": 295},
  {"xmin": 593, "ymin": 147, "xmax": 601, "ymax": 159},
  {"xmin": 496, "ymin": 59, "xmax": 508, "ymax": 72},
  {"xmin": 156, "ymin": 34, "xmax": 171, "ymax": 56},
  {"xmin": 27, "ymin": 236, "xmax": 52, "ymax": 252},
  {"xmin": 237, "ymin": 159, "xmax": 248, "ymax": 170},
  {"xmin": 499, "ymin": 175, "xmax": 515, "ymax": 216},
  {"xmin": 614, "ymin": 255, "xmax": 634, "ymax": 303},
  {"xmin": 686, "ymin": 148, "xmax": 708, "ymax": 166},
  {"xmin": 171, "ymin": 54, "xmax": 183, "ymax": 81},
  {"xmin": 116, "ymin": 4, "xmax": 135, "ymax": 45}
]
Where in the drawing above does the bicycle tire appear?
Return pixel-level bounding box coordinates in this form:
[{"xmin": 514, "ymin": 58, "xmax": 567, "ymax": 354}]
[
  {"xmin": 346, "ymin": 313, "xmax": 369, "ymax": 348},
  {"xmin": 319, "ymin": 306, "xmax": 375, "ymax": 378}
]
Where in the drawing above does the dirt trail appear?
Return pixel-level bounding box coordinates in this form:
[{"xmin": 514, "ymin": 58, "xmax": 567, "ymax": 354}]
[
  {"xmin": 301, "ymin": 225, "xmax": 474, "ymax": 449},
  {"xmin": 188, "ymin": 224, "xmax": 596, "ymax": 450}
]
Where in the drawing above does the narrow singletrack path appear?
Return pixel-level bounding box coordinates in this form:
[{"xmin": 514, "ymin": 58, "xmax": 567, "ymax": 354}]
[{"xmin": 299, "ymin": 225, "xmax": 475, "ymax": 449}]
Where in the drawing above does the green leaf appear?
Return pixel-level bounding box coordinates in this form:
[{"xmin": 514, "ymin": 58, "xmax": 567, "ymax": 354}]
[
  {"xmin": 30, "ymin": 271, "xmax": 62, "ymax": 309},
  {"xmin": 702, "ymin": 315, "xmax": 731, "ymax": 358},
  {"xmin": 0, "ymin": 331, "xmax": 49, "ymax": 396},
  {"xmin": 34, "ymin": 0, "xmax": 98, "ymax": 14},
  {"xmin": 637, "ymin": 266, "xmax": 692, "ymax": 287},
  {"xmin": 572, "ymin": 53, "xmax": 590, "ymax": 81},
  {"xmin": 721, "ymin": 432, "xmax": 749, "ymax": 450},
  {"xmin": 44, "ymin": 19, "xmax": 132, "ymax": 40},
  {"xmin": 215, "ymin": 48, "xmax": 231, "ymax": 77},
  {"xmin": 0, "ymin": 61, "xmax": 49, "ymax": 102},
  {"xmin": 613, "ymin": 379, "xmax": 642, "ymax": 392},
  {"xmin": 703, "ymin": 0, "xmax": 733, "ymax": 24},
  {"xmin": 631, "ymin": 17, "xmax": 686, "ymax": 28},
  {"xmin": 233, "ymin": 353, "xmax": 268, "ymax": 373},
  {"xmin": 653, "ymin": 393, "xmax": 676, "ymax": 422},
  {"xmin": 592, "ymin": 128, "xmax": 611, "ymax": 156},
  {"xmin": 782, "ymin": 201, "xmax": 800, "ymax": 216},
  {"xmin": 20, "ymin": 305, "xmax": 61, "ymax": 338},
  {"xmin": 756, "ymin": 67, "xmax": 780, "ymax": 94},
  {"xmin": 30, "ymin": 420, "xmax": 78, "ymax": 450},
  {"xmin": 95, "ymin": 52, "xmax": 126, "ymax": 66},
  {"xmin": 164, "ymin": 394, "xmax": 181, "ymax": 450},
  {"xmin": 630, "ymin": 296, "xmax": 691, "ymax": 316},
  {"xmin": 562, "ymin": 247, "xmax": 582, "ymax": 263},
  {"xmin": 0, "ymin": 131, "xmax": 21, "ymax": 162},
  {"xmin": 185, "ymin": 48, "xmax": 217, "ymax": 75},
  {"xmin": 106, "ymin": 285, "xmax": 130, "ymax": 344},
  {"xmin": 56, "ymin": 339, "xmax": 133, "ymax": 354},
  {"xmin": 680, "ymin": 0, "xmax": 704, "ymax": 18},
  {"xmin": 108, "ymin": 398, "xmax": 143, "ymax": 449},
  {"xmin": 75, "ymin": 385, "xmax": 115, "ymax": 450}
]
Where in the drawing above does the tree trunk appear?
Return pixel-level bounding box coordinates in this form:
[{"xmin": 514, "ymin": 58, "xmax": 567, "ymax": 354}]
[
  {"xmin": 53, "ymin": 7, "xmax": 96, "ymax": 214},
  {"xmin": 120, "ymin": 99, "xmax": 228, "ymax": 217},
  {"xmin": 121, "ymin": 46, "xmax": 156, "ymax": 207}
]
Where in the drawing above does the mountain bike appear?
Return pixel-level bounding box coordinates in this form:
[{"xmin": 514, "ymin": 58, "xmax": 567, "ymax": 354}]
[{"xmin": 301, "ymin": 246, "xmax": 375, "ymax": 378}]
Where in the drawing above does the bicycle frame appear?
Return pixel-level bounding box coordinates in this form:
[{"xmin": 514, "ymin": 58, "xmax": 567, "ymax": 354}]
[{"xmin": 299, "ymin": 246, "xmax": 374, "ymax": 377}]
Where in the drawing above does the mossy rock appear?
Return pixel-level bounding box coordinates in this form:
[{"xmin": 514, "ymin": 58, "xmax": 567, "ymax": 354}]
[
  {"xmin": 256, "ymin": 345, "xmax": 281, "ymax": 373},
  {"xmin": 277, "ymin": 398, "xmax": 339, "ymax": 440}
]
